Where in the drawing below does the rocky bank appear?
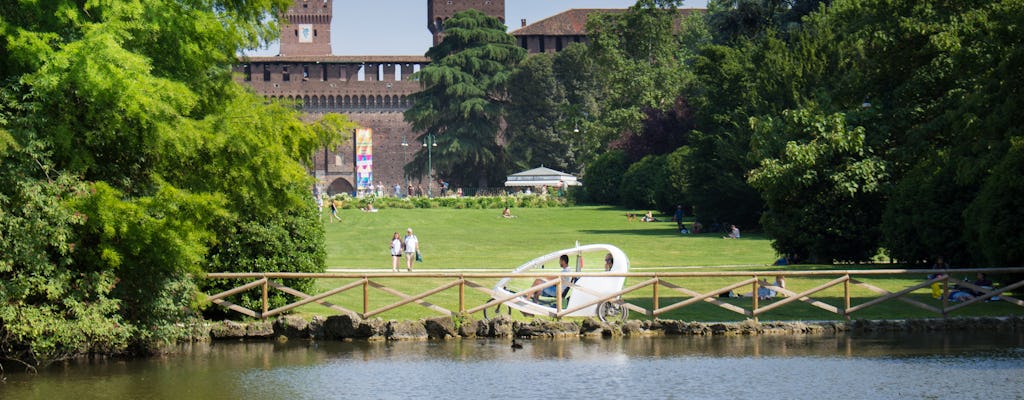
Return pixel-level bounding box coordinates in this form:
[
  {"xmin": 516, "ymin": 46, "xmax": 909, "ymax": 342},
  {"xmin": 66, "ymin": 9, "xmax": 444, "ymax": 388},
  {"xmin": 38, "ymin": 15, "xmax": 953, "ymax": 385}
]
[{"xmin": 206, "ymin": 315, "xmax": 1024, "ymax": 342}]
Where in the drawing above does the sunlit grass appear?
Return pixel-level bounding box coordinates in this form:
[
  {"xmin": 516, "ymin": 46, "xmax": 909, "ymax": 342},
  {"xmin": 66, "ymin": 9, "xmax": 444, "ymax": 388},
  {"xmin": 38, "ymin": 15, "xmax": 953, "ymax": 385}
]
[{"xmin": 287, "ymin": 205, "xmax": 1021, "ymax": 322}]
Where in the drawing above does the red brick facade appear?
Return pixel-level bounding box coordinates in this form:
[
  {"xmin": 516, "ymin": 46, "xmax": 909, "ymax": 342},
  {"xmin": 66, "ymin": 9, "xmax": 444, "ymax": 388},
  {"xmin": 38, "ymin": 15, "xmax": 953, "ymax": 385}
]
[
  {"xmin": 280, "ymin": 0, "xmax": 333, "ymax": 56},
  {"xmin": 237, "ymin": 1, "xmax": 679, "ymax": 194}
]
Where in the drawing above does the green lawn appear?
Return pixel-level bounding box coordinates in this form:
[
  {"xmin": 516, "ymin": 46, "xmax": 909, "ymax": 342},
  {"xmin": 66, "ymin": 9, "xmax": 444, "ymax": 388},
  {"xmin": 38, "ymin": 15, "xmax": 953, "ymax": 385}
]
[
  {"xmin": 285, "ymin": 205, "xmax": 1021, "ymax": 322},
  {"xmin": 324, "ymin": 205, "xmax": 774, "ymax": 269}
]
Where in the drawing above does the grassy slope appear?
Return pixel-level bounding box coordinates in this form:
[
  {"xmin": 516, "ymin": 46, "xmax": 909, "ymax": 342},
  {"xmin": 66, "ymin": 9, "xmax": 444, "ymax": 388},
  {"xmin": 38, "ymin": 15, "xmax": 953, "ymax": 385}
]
[
  {"xmin": 324, "ymin": 205, "xmax": 772, "ymax": 269},
  {"xmin": 296, "ymin": 206, "xmax": 1019, "ymax": 321}
]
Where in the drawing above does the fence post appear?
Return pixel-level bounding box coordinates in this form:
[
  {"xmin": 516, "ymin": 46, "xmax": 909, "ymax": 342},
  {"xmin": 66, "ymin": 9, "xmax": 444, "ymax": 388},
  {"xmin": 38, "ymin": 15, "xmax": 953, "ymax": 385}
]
[
  {"xmin": 363, "ymin": 277, "xmax": 369, "ymax": 315},
  {"xmin": 752, "ymin": 275, "xmax": 759, "ymax": 322},
  {"xmin": 556, "ymin": 279, "xmax": 563, "ymax": 319},
  {"xmin": 653, "ymin": 277, "xmax": 660, "ymax": 312},
  {"xmin": 262, "ymin": 278, "xmax": 269, "ymax": 319},
  {"xmin": 459, "ymin": 276, "xmax": 465, "ymax": 313},
  {"xmin": 843, "ymin": 275, "xmax": 850, "ymax": 321}
]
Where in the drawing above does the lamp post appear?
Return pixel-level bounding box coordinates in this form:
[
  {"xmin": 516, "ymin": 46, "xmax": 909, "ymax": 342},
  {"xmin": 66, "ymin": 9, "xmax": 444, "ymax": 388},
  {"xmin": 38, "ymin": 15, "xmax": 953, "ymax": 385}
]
[{"xmin": 423, "ymin": 134, "xmax": 436, "ymax": 197}]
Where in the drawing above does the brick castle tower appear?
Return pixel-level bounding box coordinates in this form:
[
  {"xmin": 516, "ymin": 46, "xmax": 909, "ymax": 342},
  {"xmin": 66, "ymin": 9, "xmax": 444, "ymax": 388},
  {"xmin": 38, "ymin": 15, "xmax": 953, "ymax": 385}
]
[
  {"xmin": 428, "ymin": 0, "xmax": 506, "ymax": 45},
  {"xmin": 280, "ymin": 0, "xmax": 333, "ymax": 56}
]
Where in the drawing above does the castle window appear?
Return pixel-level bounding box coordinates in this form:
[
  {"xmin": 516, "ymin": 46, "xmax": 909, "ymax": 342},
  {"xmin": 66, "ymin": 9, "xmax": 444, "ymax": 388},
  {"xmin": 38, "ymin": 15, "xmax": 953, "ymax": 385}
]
[
  {"xmin": 243, "ymin": 64, "xmax": 251, "ymax": 81},
  {"xmin": 263, "ymin": 64, "xmax": 270, "ymax": 81},
  {"xmin": 283, "ymin": 65, "xmax": 290, "ymax": 81}
]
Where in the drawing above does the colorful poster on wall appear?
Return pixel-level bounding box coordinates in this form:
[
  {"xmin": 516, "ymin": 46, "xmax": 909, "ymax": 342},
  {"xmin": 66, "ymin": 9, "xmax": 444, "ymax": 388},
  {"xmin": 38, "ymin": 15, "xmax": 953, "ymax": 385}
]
[{"xmin": 356, "ymin": 128, "xmax": 373, "ymax": 191}]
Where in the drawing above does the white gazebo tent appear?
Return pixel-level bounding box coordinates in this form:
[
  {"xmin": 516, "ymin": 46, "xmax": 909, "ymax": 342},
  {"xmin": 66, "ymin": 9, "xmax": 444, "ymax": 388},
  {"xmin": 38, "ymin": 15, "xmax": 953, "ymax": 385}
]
[{"xmin": 504, "ymin": 166, "xmax": 581, "ymax": 187}]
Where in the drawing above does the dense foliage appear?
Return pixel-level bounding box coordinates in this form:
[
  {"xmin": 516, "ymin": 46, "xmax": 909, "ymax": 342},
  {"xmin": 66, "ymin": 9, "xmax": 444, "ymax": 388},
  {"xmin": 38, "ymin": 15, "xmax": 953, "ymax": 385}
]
[
  {"xmin": 404, "ymin": 9, "xmax": 526, "ymax": 188},
  {"xmin": 510, "ymin": 0, "xmax": 1023, "ymax": 267},
  {"xmin": 1, "ymin": 0, "xmax": 353, "ymax": 367}
]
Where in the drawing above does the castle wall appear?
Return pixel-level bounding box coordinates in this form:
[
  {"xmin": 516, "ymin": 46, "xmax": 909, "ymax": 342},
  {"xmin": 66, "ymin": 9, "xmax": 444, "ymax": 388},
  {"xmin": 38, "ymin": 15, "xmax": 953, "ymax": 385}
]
[{"xmin": 237, "ymin": 0, "xmax": 510, "ymax": 195}]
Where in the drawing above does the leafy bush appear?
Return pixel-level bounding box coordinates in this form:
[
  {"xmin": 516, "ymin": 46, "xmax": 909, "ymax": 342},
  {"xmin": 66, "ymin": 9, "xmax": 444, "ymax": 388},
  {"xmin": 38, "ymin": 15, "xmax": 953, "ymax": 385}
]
[
  {"xmin": 580, "ymin": 150, "xmax": 629, "ymax": 204},
  {"xmin": 202, "ymin": 205, "xmax": 325, "ymax": 318},
  {"xmin": 619, "ymin": 154, "xmax": 676, "ymax": 211},
  {"xmin": 333, "ymin": 193, "xmax": 569, "ymax": 210}
]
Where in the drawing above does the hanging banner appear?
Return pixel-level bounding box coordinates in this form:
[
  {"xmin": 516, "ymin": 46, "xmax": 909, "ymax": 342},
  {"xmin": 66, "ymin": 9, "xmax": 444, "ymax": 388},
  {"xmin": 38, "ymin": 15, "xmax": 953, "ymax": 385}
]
[{"xmin": 356, "ymin": 128, "xmax": 373, "ymax": 191}]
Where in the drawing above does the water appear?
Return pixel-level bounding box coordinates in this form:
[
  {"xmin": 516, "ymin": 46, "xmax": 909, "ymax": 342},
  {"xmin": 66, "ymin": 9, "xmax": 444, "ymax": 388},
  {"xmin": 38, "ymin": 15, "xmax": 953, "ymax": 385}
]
[{"xmin": 3, "ymin": 332, "xmax": 1023, "ymax": 400}]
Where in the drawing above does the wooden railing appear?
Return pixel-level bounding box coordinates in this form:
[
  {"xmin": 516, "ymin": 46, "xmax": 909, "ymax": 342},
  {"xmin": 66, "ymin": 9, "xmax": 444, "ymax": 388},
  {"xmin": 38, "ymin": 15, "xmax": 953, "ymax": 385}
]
[{"xmin": 201, "ymin": 268, "xmax": 1024, "ymax": 321}]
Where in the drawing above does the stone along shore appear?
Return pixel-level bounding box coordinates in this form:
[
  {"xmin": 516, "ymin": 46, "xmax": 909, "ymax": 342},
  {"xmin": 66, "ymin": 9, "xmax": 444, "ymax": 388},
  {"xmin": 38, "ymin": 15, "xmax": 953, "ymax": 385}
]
[{"xmin": 208, "ymin": 314, "xmax": 1024, "ymax": 342}]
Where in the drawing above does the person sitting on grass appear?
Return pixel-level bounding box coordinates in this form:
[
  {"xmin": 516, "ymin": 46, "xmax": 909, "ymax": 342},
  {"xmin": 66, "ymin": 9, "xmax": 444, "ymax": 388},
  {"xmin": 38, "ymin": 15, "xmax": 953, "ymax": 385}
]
[
  {"xmin": 502, "ymin": 207, "xmax": 515, "ymax": 218},
  {"xmin": 641, "ymin": 211, "xmax": 658, "ymax": 222},
  {"xmin": 723, "ymin": 225, "xmax": 740, "ymax": 239}
]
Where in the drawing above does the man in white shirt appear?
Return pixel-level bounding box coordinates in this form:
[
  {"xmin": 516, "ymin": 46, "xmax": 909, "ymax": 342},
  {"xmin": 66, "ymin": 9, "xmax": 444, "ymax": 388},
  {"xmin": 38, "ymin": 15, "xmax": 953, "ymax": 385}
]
[{"xmin": 403, "ymin": 228, "xmax": 419, "ymax": 271}]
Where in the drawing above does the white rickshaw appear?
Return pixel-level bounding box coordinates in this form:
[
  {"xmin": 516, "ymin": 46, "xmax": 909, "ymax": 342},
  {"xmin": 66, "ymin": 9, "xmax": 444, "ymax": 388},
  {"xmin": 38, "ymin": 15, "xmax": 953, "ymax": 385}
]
[{"xmin": 484, "ymin": 243, "xmax": 629, "ymax": 322}]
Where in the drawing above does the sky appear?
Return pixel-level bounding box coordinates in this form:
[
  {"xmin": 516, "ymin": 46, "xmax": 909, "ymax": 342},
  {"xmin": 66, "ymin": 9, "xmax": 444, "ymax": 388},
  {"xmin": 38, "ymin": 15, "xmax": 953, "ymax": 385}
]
[{"xmin": 243, "ymin": 0, "xmax": 709, "ymax": 56}]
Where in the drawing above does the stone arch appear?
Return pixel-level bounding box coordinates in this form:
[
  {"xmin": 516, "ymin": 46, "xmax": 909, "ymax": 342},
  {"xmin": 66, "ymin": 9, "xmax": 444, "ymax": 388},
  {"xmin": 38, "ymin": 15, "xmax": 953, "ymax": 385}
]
[
  {"xmin": 360, "ymin": 95, "xmax": 367, "ymax": 107},
  {"xmin": 327, "ymin": 177, "xmax": 354, "ymax": 196}
]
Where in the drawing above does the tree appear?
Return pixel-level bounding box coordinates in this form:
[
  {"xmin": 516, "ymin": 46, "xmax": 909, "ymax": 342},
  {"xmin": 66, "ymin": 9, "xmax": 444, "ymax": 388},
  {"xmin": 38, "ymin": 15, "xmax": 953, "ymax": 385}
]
[
  {"xmin": 552, "ymin": 43, "xmax": 602, "ymax": 174},
  {"xmin": 505, "ymin": 54, "xmax": 571, "ymax": 171},
  {"xmin": 748, "ymin": 109, "xmax": 887, "ymax": 264},
  {"xmin": 619, "ymin": 154, "xmax": 679, "ymax": 211},
  {"xmin": 582, "ymin": 150, "xmax": 629, "ymax": 205},
  {"xmin": 404, "ymin": 9, "xmax": 526, "ymax": 188},
  {"xmin": 1, "ymin": 0, "xmax": 345, "ymax": 365},
  {"xmin": 586, "ymin": 0, "xmax": 694, "ymax": 148}
]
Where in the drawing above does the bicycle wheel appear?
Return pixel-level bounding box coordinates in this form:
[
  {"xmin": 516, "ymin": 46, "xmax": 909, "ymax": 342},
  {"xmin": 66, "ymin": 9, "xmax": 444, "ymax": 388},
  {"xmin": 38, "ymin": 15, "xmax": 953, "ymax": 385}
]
[
  {"xmin": 482, "ymin": 299, "xmax": 511, "ymax": 320},
  {"xmin": 596, "ymin": 300, "xmax": 628, "ymax": 323}
]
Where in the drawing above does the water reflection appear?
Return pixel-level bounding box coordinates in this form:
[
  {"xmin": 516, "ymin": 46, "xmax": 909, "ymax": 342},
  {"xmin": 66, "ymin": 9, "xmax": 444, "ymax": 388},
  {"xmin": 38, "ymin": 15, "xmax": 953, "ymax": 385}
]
[{"xmin": 2, "ymin": 332, "xmax": 1023, "ymax": 400}]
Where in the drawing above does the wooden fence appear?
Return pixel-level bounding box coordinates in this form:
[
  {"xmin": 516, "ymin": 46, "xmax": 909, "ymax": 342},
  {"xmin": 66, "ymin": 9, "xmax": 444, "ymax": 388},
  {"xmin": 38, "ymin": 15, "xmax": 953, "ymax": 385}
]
[{"xmin": 201, "ymin": 268, "xmax": 1024, "ymax": 321}]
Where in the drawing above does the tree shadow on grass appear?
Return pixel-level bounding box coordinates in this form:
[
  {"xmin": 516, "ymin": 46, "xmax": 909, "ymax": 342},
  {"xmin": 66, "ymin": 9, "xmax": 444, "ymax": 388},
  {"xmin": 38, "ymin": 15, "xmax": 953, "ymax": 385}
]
[{"xmin": 580, "ymin": 228, "xmax": 686, "ymax": 237}]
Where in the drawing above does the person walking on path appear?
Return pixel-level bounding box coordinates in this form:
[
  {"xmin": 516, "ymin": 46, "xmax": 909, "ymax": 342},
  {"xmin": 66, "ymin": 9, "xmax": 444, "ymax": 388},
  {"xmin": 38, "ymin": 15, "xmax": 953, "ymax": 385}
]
[
  {"xmin": 390, "ymin": 232, "xmax": 403, "ymax": 271},
  {"xmin": 403, "ymin": 228, "xmax": 419, "ymax": 271}
]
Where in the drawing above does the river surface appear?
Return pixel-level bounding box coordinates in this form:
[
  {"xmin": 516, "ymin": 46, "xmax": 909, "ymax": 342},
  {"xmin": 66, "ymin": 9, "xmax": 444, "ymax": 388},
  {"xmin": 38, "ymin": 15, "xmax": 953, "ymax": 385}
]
[{"xmin": 2, "ymin": 331, "xmax": 1023, "ymax": 400}]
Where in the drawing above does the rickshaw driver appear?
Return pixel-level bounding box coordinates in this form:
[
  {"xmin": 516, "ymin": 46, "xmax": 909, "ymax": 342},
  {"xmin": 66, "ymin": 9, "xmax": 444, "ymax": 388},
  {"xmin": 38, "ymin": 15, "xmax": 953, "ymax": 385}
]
[{"xmin": 532, "ymin": 255, "xmax": 571, "ymax": 302}]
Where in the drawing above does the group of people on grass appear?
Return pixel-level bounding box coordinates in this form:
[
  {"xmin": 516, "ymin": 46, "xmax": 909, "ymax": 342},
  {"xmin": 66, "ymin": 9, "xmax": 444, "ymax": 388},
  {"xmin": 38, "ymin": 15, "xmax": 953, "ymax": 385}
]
[{"xmin": 928, "ymin": 257, "xmax": 997, "ymax": 302}]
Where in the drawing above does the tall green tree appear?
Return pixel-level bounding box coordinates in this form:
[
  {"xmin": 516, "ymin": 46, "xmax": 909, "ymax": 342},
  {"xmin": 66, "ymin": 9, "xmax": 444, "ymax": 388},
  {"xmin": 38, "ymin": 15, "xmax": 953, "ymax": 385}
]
[
  {"xmin": 551, "ymin": 43, "xmax": 602, "ymax": 174},
  {"xmin": 1, "ymin": 0, "xmax": 349, "ymax": 366},
  {"xmin": 586, "ymin": 0, "xmax": 694, "ymax": 147},
  {"xmin": 404, "ymin": 9, "xmax": 525, "ymax": 188},
  {"xmin": 749, "ymin": 110, "xmax": 887, "ymax": 263},
  {"xmin": 505, "ymin": 54, "xmax": 571, "ymax": 171}
]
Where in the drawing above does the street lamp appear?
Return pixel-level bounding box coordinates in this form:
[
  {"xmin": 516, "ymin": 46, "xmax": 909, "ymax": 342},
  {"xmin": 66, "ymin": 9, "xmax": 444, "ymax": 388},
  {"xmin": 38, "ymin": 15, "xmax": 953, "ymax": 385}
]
[{"xmin": 422, "ymin": 134, "xmax": 437, "ymax": 197}]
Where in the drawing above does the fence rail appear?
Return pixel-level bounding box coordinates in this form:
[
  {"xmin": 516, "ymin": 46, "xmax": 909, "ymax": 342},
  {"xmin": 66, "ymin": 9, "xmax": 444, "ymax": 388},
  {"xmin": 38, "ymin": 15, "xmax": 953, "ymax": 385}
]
[{"xmin": 201, "ymin": 268, "xmax": 1024, "ymax": 321}]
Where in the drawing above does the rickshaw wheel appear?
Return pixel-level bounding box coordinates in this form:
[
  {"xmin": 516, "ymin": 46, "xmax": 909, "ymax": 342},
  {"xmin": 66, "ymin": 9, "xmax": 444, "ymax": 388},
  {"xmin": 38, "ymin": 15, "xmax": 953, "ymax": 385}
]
[
  {"xmin": 597, "ymin": 300, "xmax": 628, "ymax": 323},
  {"xmin": 482, "ymin": 299, "xmax": 511, "ymax": 320}
]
